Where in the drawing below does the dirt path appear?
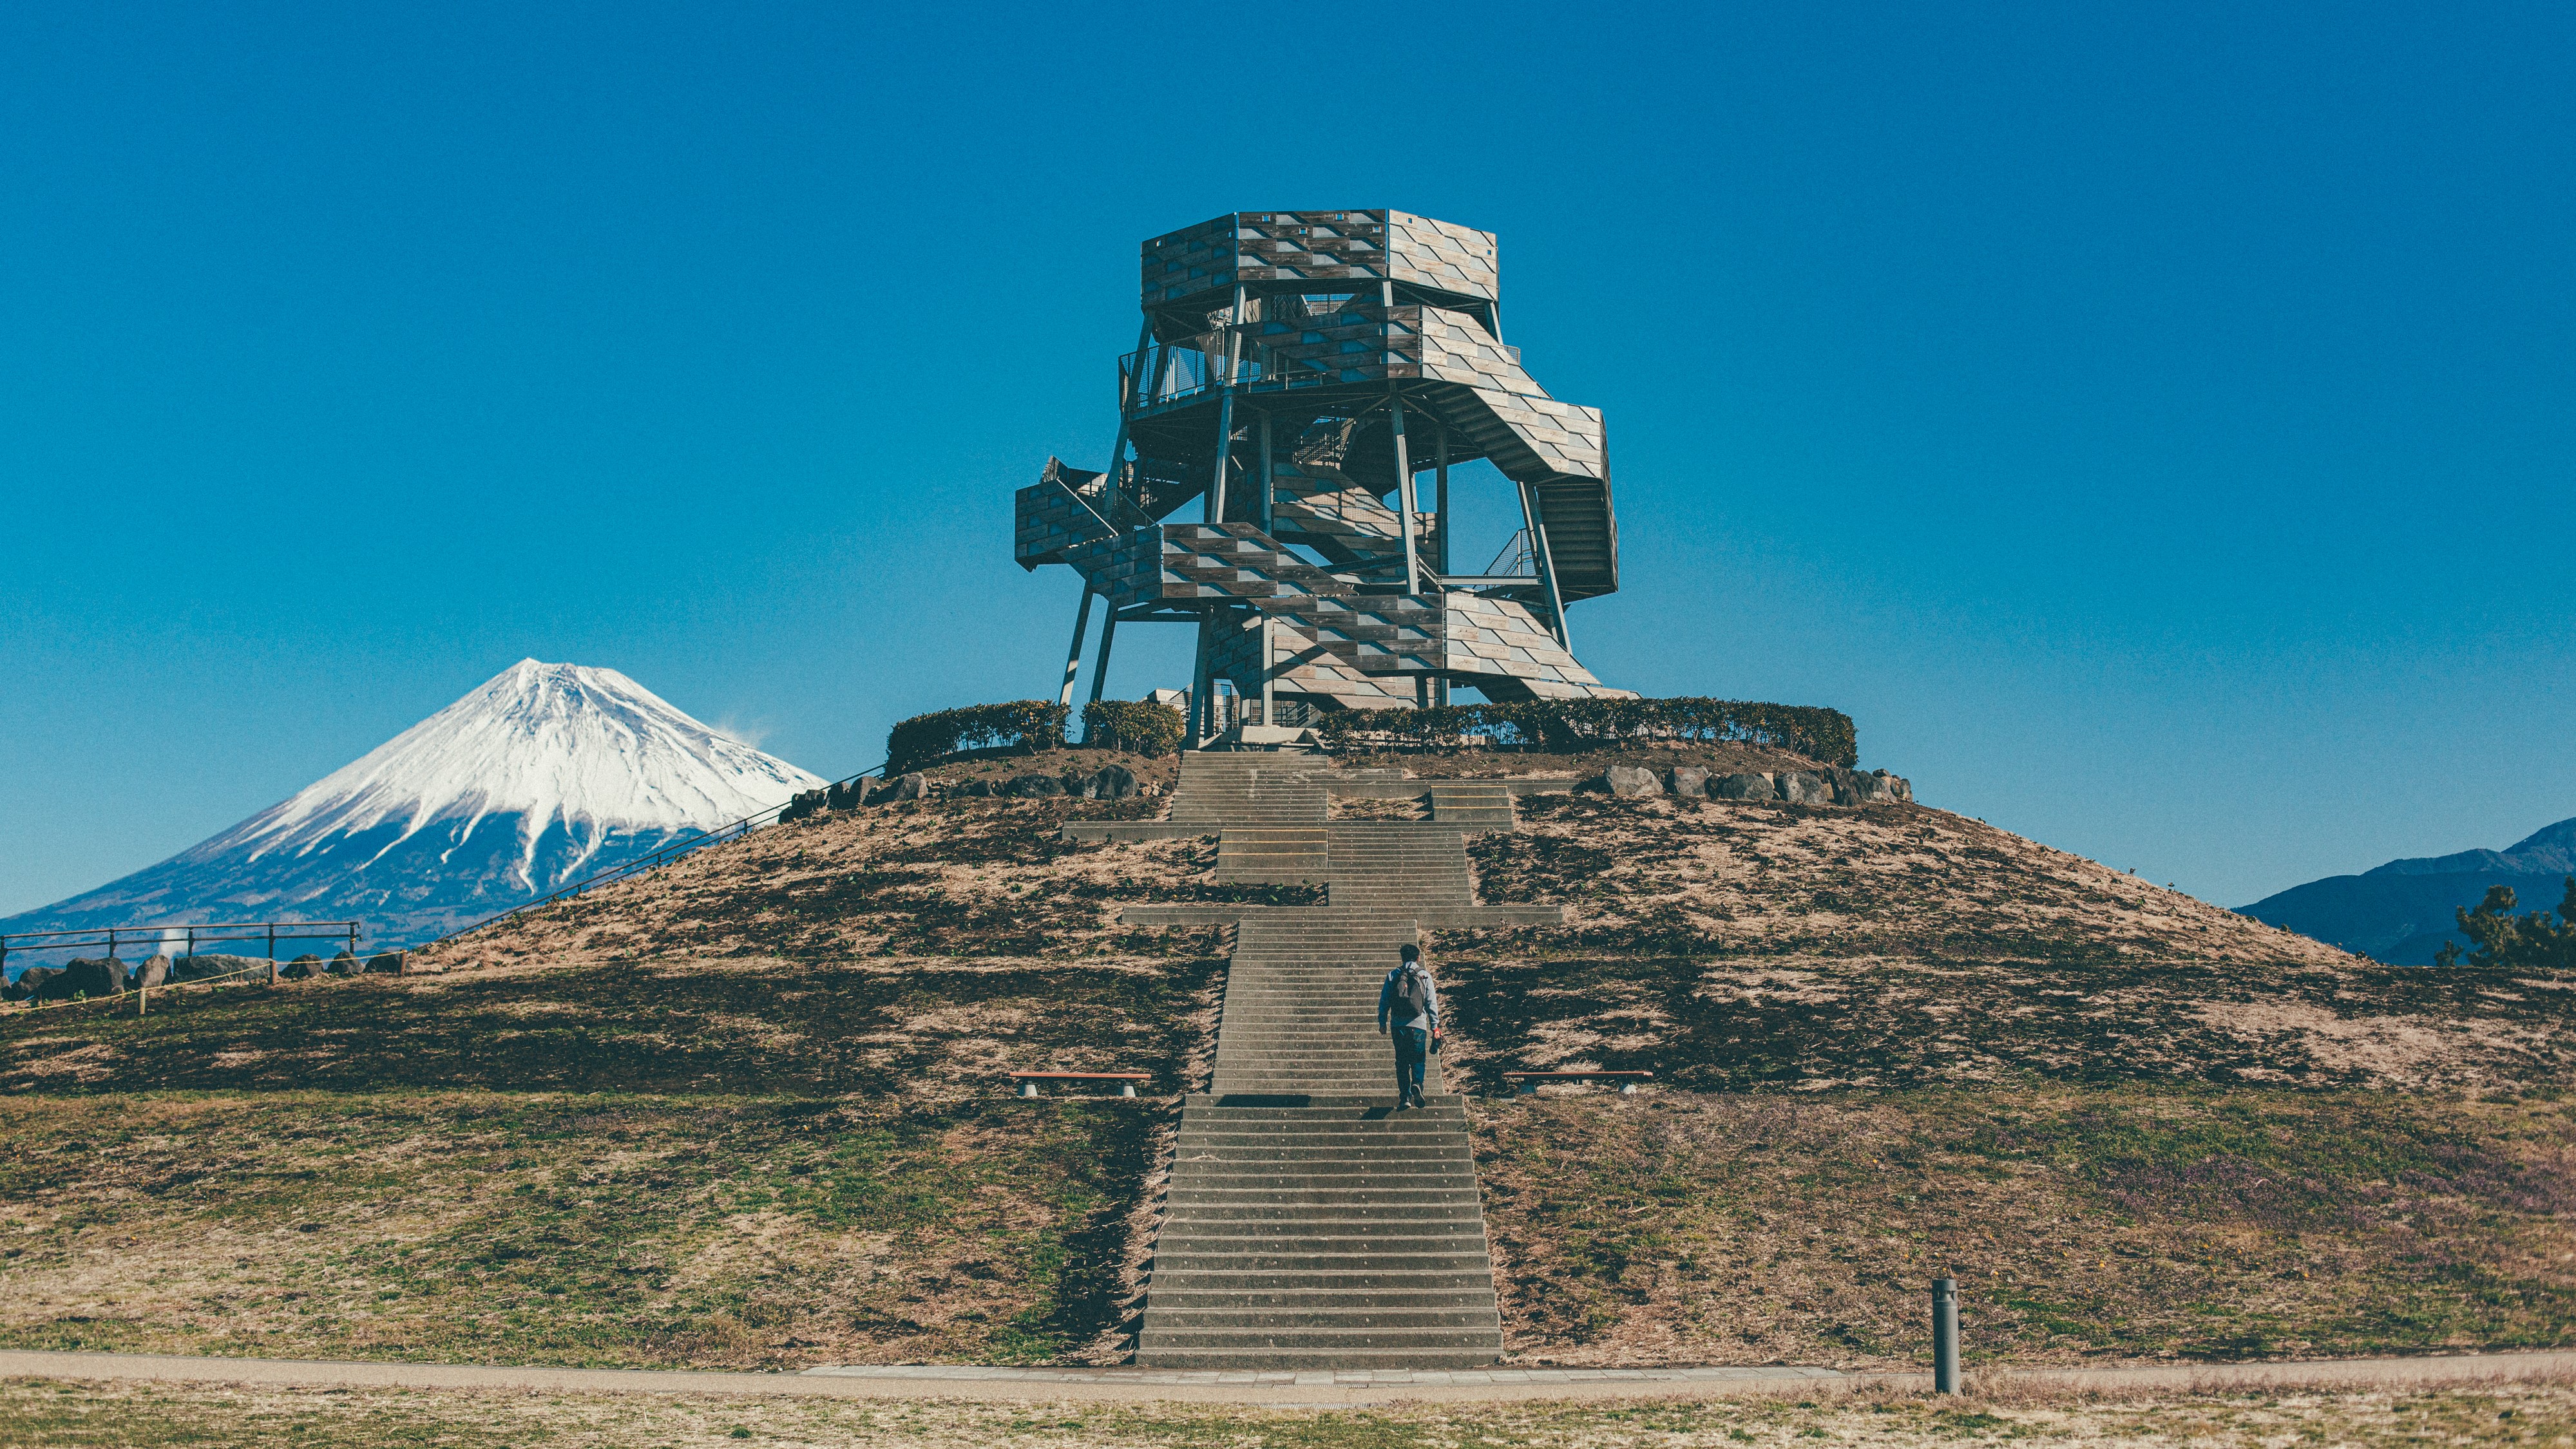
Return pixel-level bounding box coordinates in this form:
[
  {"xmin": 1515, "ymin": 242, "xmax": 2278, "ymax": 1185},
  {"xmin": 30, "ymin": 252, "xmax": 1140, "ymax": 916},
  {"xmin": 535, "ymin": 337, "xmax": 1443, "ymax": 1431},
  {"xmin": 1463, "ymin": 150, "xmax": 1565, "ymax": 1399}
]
[{"xmin": 3, "ymin": 1350, "xmax": 2570, "ymax": 1407}]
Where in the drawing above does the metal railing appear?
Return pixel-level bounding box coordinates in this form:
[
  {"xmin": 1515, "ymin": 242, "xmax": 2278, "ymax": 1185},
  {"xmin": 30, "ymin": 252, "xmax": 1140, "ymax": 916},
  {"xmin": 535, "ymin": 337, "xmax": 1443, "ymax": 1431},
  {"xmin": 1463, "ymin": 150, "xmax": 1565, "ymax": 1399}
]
[
  {"xmin": 1197, "ymin": 692, "xmax": 1315, "ymax": 735},
  {"xmin": 2, "ymin": 920, "xmax": 361, "ymax": 972},
  {"xmin": 1120, "ymin": 299, "xmax": 1406, "ymax": 411},
  {"xmin": 3, "ymin": 921, "xmax": 368, "ymax": 1014}
]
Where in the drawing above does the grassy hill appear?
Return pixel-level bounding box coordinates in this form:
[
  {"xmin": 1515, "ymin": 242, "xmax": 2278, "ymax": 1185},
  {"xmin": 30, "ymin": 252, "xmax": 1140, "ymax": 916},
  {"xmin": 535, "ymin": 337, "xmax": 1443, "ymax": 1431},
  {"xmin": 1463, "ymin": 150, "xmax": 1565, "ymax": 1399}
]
[{"xmin": 4, "ymin": 744, "xmax": 2570, "ymax": 1372}]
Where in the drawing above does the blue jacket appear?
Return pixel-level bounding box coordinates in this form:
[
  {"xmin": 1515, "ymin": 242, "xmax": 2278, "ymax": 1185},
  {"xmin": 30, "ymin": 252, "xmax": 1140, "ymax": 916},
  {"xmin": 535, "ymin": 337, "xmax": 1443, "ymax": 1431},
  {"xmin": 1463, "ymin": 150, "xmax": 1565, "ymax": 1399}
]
[{"xmin": 1378, "ymin": 963, "xmax": 1440, "ymax": 1034}]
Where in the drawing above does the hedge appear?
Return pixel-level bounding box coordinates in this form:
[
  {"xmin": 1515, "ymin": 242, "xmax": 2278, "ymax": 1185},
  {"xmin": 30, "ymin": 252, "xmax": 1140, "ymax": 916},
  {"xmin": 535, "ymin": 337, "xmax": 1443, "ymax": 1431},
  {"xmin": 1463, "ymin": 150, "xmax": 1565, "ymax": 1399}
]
[
  {"xmin": 1311, "ymin": 697, "xmax": 1858, "ymax": 768},
  {"xmin": 884, "ymin": 700, "xmax": 1069, "ymax": 774},
  {"xmin": 1083, "ymin": 699, "xmax": 1186, "ymax": 757}
]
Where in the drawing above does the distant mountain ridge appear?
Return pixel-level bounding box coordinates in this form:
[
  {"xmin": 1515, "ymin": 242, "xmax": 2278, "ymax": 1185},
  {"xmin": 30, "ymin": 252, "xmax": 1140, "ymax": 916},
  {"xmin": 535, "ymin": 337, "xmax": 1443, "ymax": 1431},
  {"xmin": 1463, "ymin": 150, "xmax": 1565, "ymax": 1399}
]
[
  {"xmin": 1, "ymin": 660, "xmax": 825, "ymax": 956},
  {"xmin": 2363, "ymin": 818, "xmax": 2576, "ymax": 880},
  {"xmin": 2240, "ymin": 816, "xmax": 2576, "ymax": 963}
]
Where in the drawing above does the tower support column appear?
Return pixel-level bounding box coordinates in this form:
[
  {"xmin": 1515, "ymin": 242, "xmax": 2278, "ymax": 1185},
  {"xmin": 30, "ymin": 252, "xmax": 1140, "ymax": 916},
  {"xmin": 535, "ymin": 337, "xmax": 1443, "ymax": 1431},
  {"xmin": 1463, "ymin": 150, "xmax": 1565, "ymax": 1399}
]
[
  {"xmin": 1260, "ymin": 611, "xmax": 1275, "ymax": 726},
  {"xmin": 1518, "ymin": 478, "xmax": 1570, "ymax": 650},
  {"xmin": 1058, "ymin": 587, "xmax": 1096, "ymax": 707},
  {"xmin": 1207, "ymin": 285, "xmax": 1246, "ymax": 524},
  {"xmin": 1085, "ymin": 609, "xmax": 1119, "ymax": 706},
  {"xmin": 1190, "ymin": 615, "xmax": 1216, "ymax": 746},
  {"xmin": 1257, "ymin": 412, "xmax": 1274, "ymax": 533},
  {"xmin": 1391, "ymin": 399, "xmax": 1418, "ymax": 595},
  {"xmin": 1434, "ymin": 422, "xmax": 1451, "ymax": 707}
]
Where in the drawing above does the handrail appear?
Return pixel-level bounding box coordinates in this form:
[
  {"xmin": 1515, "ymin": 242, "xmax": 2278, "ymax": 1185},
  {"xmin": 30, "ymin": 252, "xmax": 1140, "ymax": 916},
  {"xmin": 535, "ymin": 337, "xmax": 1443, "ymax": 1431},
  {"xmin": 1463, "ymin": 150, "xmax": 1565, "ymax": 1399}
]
[{"xmin": 430, "ymin": 761, "xmax": 887, "ymax": 946}]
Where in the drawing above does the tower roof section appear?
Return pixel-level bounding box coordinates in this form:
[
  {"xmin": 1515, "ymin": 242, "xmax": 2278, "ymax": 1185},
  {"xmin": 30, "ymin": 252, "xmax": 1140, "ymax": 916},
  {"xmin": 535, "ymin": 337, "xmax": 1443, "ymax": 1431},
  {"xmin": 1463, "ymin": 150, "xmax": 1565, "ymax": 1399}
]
[{"xmin": 1141, "ymin": 210, "xmax": 1499, "ymax": 310}]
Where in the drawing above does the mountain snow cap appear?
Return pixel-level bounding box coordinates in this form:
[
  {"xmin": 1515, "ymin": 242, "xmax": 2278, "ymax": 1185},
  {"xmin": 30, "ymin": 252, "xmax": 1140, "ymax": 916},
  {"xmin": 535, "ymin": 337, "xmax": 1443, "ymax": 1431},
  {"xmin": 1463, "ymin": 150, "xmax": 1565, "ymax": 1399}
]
[{"xmin": 229, "ymin": 658, "xmax": 823, "ymax": 867}]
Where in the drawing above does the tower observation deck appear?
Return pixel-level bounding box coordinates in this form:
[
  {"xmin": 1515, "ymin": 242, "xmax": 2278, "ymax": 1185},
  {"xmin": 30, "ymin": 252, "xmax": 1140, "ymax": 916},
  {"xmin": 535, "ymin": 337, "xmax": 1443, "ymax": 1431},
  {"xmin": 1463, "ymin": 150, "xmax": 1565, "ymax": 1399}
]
[{"xmin": 1017, "ymin": 209, "xmax": 1633, "ymax": 742}]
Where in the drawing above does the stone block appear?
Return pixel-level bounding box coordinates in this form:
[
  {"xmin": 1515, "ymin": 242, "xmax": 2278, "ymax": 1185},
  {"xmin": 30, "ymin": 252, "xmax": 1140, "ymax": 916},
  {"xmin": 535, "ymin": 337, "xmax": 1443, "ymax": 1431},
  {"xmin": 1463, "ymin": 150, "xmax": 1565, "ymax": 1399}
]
[
  {"xmin": 1712, "ymin": 772, "xmax": 1775, "ymax": 801},
  {"xmin": 365, "ymin": 951, "xmax": 408, "ymax": 974},
  {"xmin": 280, "ymin": 953, "xmax": 326, "ymax": 981},
  {"xmin": 3, "ymin": 965, "xmax": 62, "ymax": 1002},
  {"xmin": 1833, "ymin": 770, "xmax": 1903, "ymax": 805},
  {"xmin": 1605, "ymin": 765, "xmax": 1662, "ymax": 797},
  {"xmin": 1669, "ymin": 766, "xmax": 1710, "ymax": 799},
  {"xmin": 135, "ymin": 954, "xmax": 172, "ymax": 990},
  {"xmin": 59, "ymin": 956, "xmax": 126, "ymax": 997},
  {"xmin": 1093, "ymin": 764, "xmax": 1140, "ymax": 800},
  {"xmin": 869, "ymin": 773, "xmax": 928, "ymax": 804},
  {"xmin": 1006, "ymin": 773, "xmax": 1064, "ymax": 798},
  {"xmin": 1776, "ymin": 772, "xmax": 1829, "ymax": 804}
]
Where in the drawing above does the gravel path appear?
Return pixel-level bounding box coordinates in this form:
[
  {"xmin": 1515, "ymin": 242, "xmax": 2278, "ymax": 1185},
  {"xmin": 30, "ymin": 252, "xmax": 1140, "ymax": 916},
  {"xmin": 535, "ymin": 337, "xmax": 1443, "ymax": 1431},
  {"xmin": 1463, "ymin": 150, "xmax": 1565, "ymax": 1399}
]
[{"xmin": 3, "ymin": 1350, "xmax": 2570, "ymax": 1406}]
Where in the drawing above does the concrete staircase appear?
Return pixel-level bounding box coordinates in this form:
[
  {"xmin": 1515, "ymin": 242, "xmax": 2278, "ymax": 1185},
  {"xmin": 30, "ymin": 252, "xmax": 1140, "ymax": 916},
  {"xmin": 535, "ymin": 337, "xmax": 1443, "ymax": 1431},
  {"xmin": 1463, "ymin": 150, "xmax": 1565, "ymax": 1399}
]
[
  {"xmin": 1324, "ymin": 825, "xmax": 1475, "ymax": 911},
  {"xmin": 1140, "ymin": 1099, "xmax": 1501, "ymax": 1368},
  {"xmin": 1207, "ymin": 911, "xmax": 1443, "ymax": 1099},
  {"xmin": 1429, "ymin": 782, "xmax": 1516, "ymax": 829},
  {"xmin": 1216, "ymin": 827, "xmax": 1330, "ymax": 884},
  {"xmin": 1169, "ymin": 754, "xmax": 1326, "ymax": 826},
  {"xmin": 1132, "ymin": 753, "xmax": 1510, "ymax": 1368}
]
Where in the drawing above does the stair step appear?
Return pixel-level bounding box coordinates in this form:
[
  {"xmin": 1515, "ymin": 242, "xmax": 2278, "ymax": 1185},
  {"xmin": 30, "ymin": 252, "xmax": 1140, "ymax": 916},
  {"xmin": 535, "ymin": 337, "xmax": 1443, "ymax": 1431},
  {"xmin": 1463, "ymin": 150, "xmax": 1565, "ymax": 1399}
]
[
  {"xmin": 1137, "ymin": 1328, "xmax": 1503, "ymax": 1350},
  {"xmin": 1149, "ymin": 1272, "xmax": 1495, "ymax": 1290},
  {"xmin": 1152, "ymin": 1256, "xmax": 1492, "ymax": 1273},
  {"xmin": 1143, "ymin": 1308, "xmax": 1501, "ymax": 1329},
  {"xmin": 1125, "ymin": 1349, "xmax": 1503, "ymax": 1369}
]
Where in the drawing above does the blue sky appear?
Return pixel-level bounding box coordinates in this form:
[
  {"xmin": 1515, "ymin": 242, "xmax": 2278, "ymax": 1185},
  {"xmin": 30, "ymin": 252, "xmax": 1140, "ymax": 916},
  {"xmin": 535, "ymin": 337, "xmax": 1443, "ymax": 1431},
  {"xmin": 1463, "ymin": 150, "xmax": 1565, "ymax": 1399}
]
[{"xmin": 4, "ymin": 2, "xmax": 2570, "ymax": 916}]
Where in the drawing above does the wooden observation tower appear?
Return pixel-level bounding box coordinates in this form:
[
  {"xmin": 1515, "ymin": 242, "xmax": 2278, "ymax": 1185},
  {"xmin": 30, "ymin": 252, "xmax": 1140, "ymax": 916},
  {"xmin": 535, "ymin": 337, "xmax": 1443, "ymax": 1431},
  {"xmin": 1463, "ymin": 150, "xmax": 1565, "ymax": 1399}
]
[{"xmin": 1017, "ymin": 209, "xmax": 1633, "ymax": 743}]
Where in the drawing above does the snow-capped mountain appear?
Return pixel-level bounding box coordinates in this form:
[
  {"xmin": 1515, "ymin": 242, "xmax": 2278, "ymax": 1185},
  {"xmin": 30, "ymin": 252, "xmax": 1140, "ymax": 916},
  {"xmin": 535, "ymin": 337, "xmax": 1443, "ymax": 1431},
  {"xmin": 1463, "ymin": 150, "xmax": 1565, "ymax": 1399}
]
[{"xmin": 2, "ymin": 660, "xmax": 826, "ymax": 952}]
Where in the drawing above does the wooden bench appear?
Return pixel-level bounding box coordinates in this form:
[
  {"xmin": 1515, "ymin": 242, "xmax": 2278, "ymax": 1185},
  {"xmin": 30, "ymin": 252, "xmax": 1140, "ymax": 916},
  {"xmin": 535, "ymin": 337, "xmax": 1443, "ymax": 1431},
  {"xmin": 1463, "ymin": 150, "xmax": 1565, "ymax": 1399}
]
[
  {"xmin": 1009, "ymin": 1071, "xmax": 1152, "ymax": 1099},
  {"xmin": 1502, "ymin": 1070, "xmax": 1654, "ymax": 1095}
]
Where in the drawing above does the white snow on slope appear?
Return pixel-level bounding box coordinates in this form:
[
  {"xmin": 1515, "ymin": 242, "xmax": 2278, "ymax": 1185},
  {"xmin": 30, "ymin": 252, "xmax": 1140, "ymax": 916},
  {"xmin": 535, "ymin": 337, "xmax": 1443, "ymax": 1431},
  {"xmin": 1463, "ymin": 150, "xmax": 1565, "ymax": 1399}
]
[{"xmin": 217, "ymin": 659, "xmax": 825, "ymax": 882}]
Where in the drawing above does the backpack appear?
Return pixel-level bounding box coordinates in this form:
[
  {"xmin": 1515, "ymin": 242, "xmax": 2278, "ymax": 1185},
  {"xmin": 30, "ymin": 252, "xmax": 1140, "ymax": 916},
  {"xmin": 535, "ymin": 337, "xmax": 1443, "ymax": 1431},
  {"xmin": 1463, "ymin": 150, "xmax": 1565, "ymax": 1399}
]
[{"xmin": 1394, "ymin": 963, "xmax": 1432, "ymax": 1017}]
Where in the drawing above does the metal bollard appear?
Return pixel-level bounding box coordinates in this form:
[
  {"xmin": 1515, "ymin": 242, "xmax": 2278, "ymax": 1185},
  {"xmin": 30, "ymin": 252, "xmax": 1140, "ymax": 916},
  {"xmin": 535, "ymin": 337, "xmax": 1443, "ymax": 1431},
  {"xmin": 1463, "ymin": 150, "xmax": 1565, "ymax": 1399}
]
[{"xmin": 1931, "ymin": 1276, "xmax": 1960, "ymax": 1394}]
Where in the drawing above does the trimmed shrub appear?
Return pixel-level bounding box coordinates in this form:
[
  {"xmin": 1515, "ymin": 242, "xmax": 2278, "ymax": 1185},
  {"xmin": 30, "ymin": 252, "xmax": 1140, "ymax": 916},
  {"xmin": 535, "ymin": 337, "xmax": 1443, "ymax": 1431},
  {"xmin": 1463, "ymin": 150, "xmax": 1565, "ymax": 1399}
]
[
  {"xmin": 885, "ymin": 701, "xmax": 1069, "ymax": 775},
  {"xmin": 1082, "ymin": 699, "xmax": 1186, "ymax": 757},
  {"xmin": 1312, "ymin": 697, "xmax": 1858, "ymax": 768}
]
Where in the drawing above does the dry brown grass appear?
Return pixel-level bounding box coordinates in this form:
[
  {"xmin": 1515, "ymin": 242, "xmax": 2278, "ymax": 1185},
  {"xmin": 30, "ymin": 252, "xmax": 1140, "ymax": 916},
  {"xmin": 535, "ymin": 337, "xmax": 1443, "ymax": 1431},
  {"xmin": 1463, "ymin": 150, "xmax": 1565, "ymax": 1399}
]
[
  {"xmin": 1438, "ymin": 793, "xmax": 2574, "ymax": 1095},
  {"xmin": 1480, "ymin": 793, "xmax": 2343, "ymax": 967},
  {"xmin": 5, "ymin": 1376, "xmax": 2574, "ymax": 1446},
  {"xmin": 0, "ymin": 1092, "xmax": 1161, "ymax": 1368},
  {"xmin": 1474, "ymin": 1089, "xmax": 2576, "ymax": 1368}
]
